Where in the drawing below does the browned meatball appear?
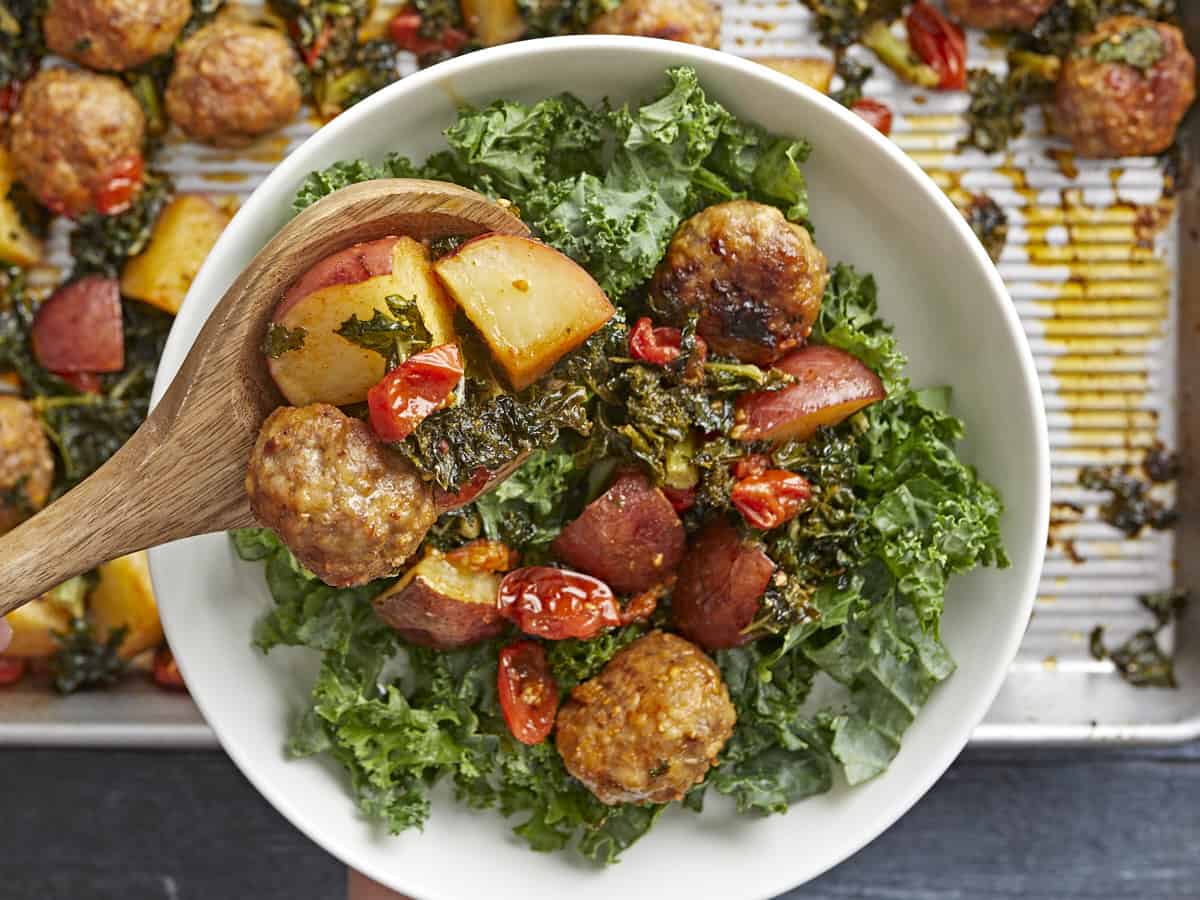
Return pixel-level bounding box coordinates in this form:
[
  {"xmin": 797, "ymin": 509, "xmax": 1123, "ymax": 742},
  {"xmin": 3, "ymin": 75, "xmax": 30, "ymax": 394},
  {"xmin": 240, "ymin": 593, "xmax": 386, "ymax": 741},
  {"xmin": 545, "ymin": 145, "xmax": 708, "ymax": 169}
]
[
  {"xmin": 245, "ymin": 404, "xmax": 437, "ymax": 588},
  {"xmin": 9, "ymin": 68, "xmax": 145, "ymax": 218},
  {"xmin": 945, "ymin": 0, "xmax": 1054, "ymax": 31},
  {"xmin": 1056, "ymin": 17, "xmax": 1196, "ymax": 159},
  {"xmin": 588, "ymin": 0, "xmax": 720, "ymax": 48},
  {"xmin": 44, "ymin": 0, "xmax": 191, "ymax": 71},
  {"xmin": 556, "ymin": 630, "xmax": 736, "ymax": 805},
  {"xmin": 165, "ymin": 21, "xmax": 302, "ymax": 147},
  {"xmin": 0, "ymin": 396, "xmax": 55, "ymax": 536},
  {"xmin": 650, "ymin": 200, "xmax": 829, "ymax": 366}
]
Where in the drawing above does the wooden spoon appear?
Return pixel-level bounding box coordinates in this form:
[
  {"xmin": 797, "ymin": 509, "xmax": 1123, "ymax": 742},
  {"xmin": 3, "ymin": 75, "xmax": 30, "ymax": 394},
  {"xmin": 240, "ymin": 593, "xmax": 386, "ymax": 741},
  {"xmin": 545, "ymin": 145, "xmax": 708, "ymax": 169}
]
[{"xmin": 0, "ymin": 179, "xmax": 529, "ymax": 616}]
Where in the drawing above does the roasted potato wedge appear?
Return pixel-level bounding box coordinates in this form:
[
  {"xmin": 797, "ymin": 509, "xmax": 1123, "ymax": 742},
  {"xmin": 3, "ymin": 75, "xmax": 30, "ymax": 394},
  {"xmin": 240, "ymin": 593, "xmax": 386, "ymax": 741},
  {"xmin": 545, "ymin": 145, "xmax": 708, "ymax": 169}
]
[
  {"xmin": 461, "ymin": 0, "xmax": 526, "ymax": 45},
  {"xmin": 120, "ymin": 195, "xmax": 231, "ymax": 314},
  {"xmin": 552, "ymin": 471, "xmax": 686, "ymax": 594},
  {"xmin": 756, "ymin": 57, "xmax": 835, "ymax": 94},
  {"xmin": 434, "ymin": 233, "xmax": 614, "ymax": 390},
  {"xmin": 4, "ymin": 577, "xmax": 87, "ymax": 659},
  {"xmin": 89, "ymin": 552, "xmax": 163, "ymax": 659},
  {"xmin": 374, "ymin": 547, "xmax": 507, "ymax": 649},
  {"xmin": 0, "ymin": 147, "xmax": 42, "ymax": 267},
  {"xmin": 733, "ymin": 344, "xmax": 885, "ymax": 442}
]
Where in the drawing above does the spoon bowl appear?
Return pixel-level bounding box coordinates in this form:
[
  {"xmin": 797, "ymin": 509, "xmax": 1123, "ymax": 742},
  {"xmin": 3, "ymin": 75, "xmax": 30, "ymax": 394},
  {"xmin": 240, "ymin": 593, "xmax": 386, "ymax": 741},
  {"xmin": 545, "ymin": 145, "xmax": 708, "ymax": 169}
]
[{"xmin": 0, "ymin": 178, "xmax": 528, "ymax": 616}]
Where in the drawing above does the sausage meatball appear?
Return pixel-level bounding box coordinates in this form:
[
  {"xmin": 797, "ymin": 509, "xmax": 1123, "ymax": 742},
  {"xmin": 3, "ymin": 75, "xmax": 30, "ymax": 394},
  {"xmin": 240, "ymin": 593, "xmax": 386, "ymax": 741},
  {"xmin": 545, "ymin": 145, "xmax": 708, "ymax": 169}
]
[
  {"xmin": 245, "ymin": 404, "xmax": 437, "ymax": 588},
  {"xmin": 555, "ymin": 630, "xmax": 736, "ymax": 805},
  {"xmin": 945, "ymin": 0, "xmax": 1054, "ymax": 32},
  {"xmin": 43, "ymin": 0, "xmax": 191, "ymax": 71},
  {"xmin": 1056, "ymin": 16, "xmax": 1195, "ymax": 158},
  {"xmin": 165, "ymin": 21, "xmax": 302, "ymax": 147},
  {"xmin": 0, "ymin": 397, "xmax": 55, "ymax": 536},
  {"xmin": 9, "ymin": 68, "xmax": 146, "ymax": 219},
  {"xmin": 650, "ymin": 200, "xmax": 829, "ymax": 366},
  {"xmin": 588, "ymin": 0, "xmax": 720, "ymax": 49}
]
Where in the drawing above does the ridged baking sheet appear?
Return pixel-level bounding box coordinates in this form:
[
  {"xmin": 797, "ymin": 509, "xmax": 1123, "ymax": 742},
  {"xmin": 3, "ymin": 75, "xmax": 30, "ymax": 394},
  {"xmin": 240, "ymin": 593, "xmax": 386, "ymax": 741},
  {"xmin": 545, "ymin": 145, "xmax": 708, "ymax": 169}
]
[{"xmin": 4, "ymin": 2, "xmax": 1191, "ymax": 745}]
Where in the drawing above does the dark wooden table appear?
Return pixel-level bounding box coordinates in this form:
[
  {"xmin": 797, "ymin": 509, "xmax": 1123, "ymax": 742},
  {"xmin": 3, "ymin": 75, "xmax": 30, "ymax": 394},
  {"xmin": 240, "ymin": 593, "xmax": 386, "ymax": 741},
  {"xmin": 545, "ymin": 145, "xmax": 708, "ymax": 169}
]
[{"xmin": 3, "ymin": 743, "xmax": 1197, "ymax": 899}]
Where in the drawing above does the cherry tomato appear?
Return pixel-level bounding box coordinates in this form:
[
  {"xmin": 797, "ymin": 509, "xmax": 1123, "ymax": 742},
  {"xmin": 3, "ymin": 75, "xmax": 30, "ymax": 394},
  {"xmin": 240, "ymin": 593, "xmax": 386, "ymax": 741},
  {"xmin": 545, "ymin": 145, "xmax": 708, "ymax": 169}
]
[
  {"xmin": 445, "ymin": 539, "xmax": 519, "ymax": 574},
  {"xmin": 55, "ymin": 371, "xmax": 103, "ymax": 394},
  {"xmin": 0, "ymin": 657, "xmax": 27, "ymax": 686},
  {"xmin": 851, "ymin": 98, "xmax": 894, "ymax": 136},
  {"xmin": 732, "ymin": 453, "xmax": 771, "ymax": 481},
  {"xmin": 367, "ymin": 343, "xmax": 463, "ymax": 443},
  {"xmin": 631, "ymin": 316, "xmax": 693, "ymax": 366},
  {"xmin": 906, "ymin": 1, "xmax": 967, "ymax": 91},
  {"xmin": 93, "ymin": 154, "xmax": 144, "ymax": 216},
  {"xmin": 661, "ymin": 485, "xmax": 696, "ymax": 513},
  {"xmin": 433, "ymin": 466, "xmax": 490, "ymax": 509},
  {"xmin": 731, "ymin": 469, "xmax": 812, "ymax": 530},
  {"xmin": 152, "ymin": 646, "xmax": 187, "ymax": 691},
  {"xmin": 302, "ymin": 20, "xmax": 333, "ymax": 67},
  {"xmin": 498, "ymin": 566, "xmax": 622, "ymax": 640},
  {"xmin": 0, "ymin": 80, "xmax": 25, "ymax": 116},
  {"xmin": 389, "ymin": 10, "xmax": 464, "ymax": 55},
  {"xmin": 497, "ymin": 640, "xmax": 558, "ymax": 745}
]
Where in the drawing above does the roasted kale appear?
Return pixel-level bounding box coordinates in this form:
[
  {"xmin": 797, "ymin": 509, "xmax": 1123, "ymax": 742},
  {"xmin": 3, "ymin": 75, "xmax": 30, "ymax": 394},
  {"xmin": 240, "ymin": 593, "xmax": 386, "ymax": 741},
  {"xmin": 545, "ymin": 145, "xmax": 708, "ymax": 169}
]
[
  {"xmin": 70, "ymin": 172, "xmax": 173, "ymax": 278},
  {"xmin": 1078, "ymin": 462, "xmax": 1176, "ymax": 537},
  {"xmin": 0, "ymin": 0, "xmax": 47, "ymax": 91},
  {"xmin": 962, "ymin": 68, "xmax": 1029, "ymax": 153},
  {"xmin": 963, "ymin": 193, "xmax": 1009, "ymax": 262},
  {"xmin": 1022, "ymin": 0, "xmax": 1177, "ymax": 58},
  {"xmin": 518, "ymin": 0, "xmax": 618, "ymax": 34},
  {"xmin": 829, "ymin": 56, "xmax": 873, "ymax": 108},
  {"xmin": 52, "ymin": 616, "xmax": 128, "ymax": 693},
  {"xmin": 336, "ymin": 294, "xmax": 431, "ymax": 367},
  {"xmin": 803, "ymin": 0, "xmax": 904, "ymax": 50}
]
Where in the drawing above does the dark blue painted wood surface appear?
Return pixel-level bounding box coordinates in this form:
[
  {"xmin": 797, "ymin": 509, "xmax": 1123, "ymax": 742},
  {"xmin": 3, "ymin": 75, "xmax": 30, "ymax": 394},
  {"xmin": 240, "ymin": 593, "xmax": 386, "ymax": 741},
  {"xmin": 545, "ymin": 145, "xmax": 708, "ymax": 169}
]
[{"xmin": 2, "ymin": 744, "xmax": 1197, "ymax": 899}]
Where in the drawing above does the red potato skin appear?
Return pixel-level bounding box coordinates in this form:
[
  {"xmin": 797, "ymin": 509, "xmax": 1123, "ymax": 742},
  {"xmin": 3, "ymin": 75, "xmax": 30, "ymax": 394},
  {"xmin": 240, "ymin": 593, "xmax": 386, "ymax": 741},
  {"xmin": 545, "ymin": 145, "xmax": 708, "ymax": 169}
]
[
  {"xmin": 552, "ymin": 471, "xmax": 686, "ymax": 594},
  {"xmin": 671, "ymin": 522, "xmax": 775, "ymax": 650},
  {"xmin": 375, "ymin": 579, "xmax": 507, "ymax": 649},
  {"xmin": 733, "ymin": 344, "xmax": 885, "ymax": 442},
  {"xmin": 32, "ymin": 275, "xmax": 124, "ymax": 373},
  {"xmin": 275, "ymin": 236, "xmax": 399, "ymax": 318}
]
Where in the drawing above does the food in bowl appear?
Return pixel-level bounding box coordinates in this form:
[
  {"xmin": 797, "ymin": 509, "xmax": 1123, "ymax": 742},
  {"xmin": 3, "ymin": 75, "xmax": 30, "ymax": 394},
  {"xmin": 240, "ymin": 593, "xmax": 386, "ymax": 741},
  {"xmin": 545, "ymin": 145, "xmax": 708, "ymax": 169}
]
[{"xmin": 230, "ymin": 65, "xmax": 1007, "ymax": 862}]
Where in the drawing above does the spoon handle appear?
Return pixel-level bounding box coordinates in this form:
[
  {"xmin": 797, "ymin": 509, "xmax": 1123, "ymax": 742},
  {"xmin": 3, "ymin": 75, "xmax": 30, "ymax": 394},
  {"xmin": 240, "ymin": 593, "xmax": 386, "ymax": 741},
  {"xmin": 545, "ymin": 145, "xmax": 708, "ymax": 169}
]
[{"xmin": 0, "ymin": 404, "xmax": 255, "ymax": 618}]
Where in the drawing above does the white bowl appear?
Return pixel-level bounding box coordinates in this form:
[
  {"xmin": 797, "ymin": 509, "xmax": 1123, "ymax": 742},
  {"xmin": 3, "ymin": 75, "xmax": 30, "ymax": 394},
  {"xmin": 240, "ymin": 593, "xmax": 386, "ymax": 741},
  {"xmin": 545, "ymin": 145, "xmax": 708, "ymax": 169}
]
[{"xmin": 150, "ymin": 36, "xmax": 1049, "ymax": 900}]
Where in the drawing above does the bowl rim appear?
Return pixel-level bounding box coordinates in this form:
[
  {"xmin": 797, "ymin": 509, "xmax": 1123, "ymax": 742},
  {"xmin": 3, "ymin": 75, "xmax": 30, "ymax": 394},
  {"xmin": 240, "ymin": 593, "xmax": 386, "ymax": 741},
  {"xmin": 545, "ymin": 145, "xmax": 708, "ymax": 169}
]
[{"xmin": 150, "ymin": 34, "xmax": 1049, "ymax": 899}]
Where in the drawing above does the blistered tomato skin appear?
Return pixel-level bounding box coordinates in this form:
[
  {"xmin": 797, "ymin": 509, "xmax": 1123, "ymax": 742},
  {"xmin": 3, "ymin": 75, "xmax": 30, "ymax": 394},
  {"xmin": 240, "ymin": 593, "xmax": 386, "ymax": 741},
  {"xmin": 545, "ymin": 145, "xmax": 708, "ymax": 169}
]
[
  {"xmin": 497, "ymin": 567, "xmax": 622, "ymax": 640},
  {"xmin": 851, "ymin": 98, "xmax": 894, "ymax": 136},
  {"xmin": 497, "ymin": 640, "xmax": 559, "ymax": 745},
  {"xmin": 93, "ymin": 154, "xmax": 144, "ymax": 216},
  {"xmin": 367, "ymin": 344, "xmax": 463, "ymax": 443},
  {"xmin": 907, "ymin": 1, "xmax": 967, "ymax": 91},
  {"xmin": 731, "ymin": 470, "xmax": 812, "ymax": 530}
]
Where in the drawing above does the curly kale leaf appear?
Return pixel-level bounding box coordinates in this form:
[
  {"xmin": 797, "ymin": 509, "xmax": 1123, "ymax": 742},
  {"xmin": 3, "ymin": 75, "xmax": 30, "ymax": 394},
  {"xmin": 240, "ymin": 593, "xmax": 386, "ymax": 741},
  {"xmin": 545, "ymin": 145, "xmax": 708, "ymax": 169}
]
[
  {"xmin": 336, "ymin": 294, "xmax": 431, "ymax": 367},
  {"xmin": 293, "ymin": 154, "xmax": 423, "ymax": 212},
  {"xmin": 52, "ymin": 616, "xmax": 129, "ymax": 694},
  {"xmin": 473, "ymin": 446, "xmax": 585, "ymax": 555},
  {"xmin": 70, "ymin": 173, "xmax": 173, "ymax": 278},
  {"xmin": 0, "ymin": 0, "xmax": 47, "ymax": 87}
]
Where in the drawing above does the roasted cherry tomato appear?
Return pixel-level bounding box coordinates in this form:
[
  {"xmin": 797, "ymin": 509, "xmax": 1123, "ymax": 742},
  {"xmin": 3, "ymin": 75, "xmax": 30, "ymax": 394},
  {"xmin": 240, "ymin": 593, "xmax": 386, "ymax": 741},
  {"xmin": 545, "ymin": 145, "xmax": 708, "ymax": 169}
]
[
  {"xmin": 851, "ymin": 98, "xmax": 894, "ymax": 136},
  {"xmin": 497, "ymin": 640, "xmax": 558, "ymax": 745},
  {"xmin": 732, "ymin": 453, "xmax": 771, "ymax": 481},
  {"xmin": 629, "ymin": 316, "xmax": 683, "ymax": 365},
  {"xmin": 389, "ymin": 10, "xmax": 467, "ymax": 55},
  {"xmin": 445, "ymin": 539, "xmax": 519, "ymax": 574},
  {"xmin": 731, "ymin": 469, "xmax": 812, "ymax": 530},
  {"xmin": 906, "ymin": 1, "xmax": 967, "ymax": 91},
  {"xmin": 498, "ymin": 566, "xmax": 622, "ymax": 640},
  {"xmin": 55, "ymin": 371, "xmax": 103, "ymax": 394},
  {"xmin": 0, "ymin": 80, "xmax": 24, "ymax": 116},
  {"xmin": 93, "ymin": 154, "xmax": 144, "ymax": 216},
  {"xmin": 0, "ymin": 657, "xmax": 27, "ymax": 686},
  {"xmin": 152, "ymin": 646, "xmax": 187, "ymax": 691},
  {"xmin": 661, "ymin": 485, "xmax": 696, "ymax": 513},
  {"xmin": 301, "ymin": 20, "xmax": 333, "ymax": 67},
  {"xmin": 367, "ymin": 343, "xmax": 463, "ymax": 443},
  {"xmin": 433, "ymin": 466, "xmax": 490, "ymax": 509}
]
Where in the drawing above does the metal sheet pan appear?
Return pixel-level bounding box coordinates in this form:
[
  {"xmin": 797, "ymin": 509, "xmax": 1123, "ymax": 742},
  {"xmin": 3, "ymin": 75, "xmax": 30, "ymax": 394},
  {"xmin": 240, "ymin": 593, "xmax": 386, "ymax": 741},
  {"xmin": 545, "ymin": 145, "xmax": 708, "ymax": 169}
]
[{"xmin": 2, "ymin": 2, "xmax": 1197, "ymax": 747}]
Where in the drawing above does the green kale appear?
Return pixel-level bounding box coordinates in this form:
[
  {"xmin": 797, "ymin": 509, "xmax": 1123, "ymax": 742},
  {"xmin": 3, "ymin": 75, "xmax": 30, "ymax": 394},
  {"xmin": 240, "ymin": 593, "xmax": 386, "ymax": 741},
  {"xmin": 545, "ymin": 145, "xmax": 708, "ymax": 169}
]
[
  {"xmin": 51, "ymin": 616, "xmax": 128, "ymax": 694},
  {"xmin": 293, "ymin": 155, "xmax": 422, "ymax": 212},
  {"xmin": 262, "ymin": 323, "xmax": 307, "ymax": 359},
  {"xmin": 1022, "ymin": 0, "xmax": 1176, "ymax": 58},
  {"xmin": 70, "ymin": 172, "xmax": 173, "ymax": 278},
  {"xmin": 1089, "ymin": 589, "xmax": 1187, "ymax": 688},
  {"xmin": 336, "ymin": 294, "xmax": 431, "ymax": 367},
  {"xmin": 473, "ymin": 446, "xmax": 585, "ymax": 555},
  {"xmin": 0, "ymin": 0, "xmax": 47, "ymax": 89},
  {"xmin": 802, "ymin": 0, "xmax": 904, "ymax": 50},
  {"xmin": 400, "ymin": 381, "xmax": 591, "ymax": 491},
  {"xmin": 546, "ymin": 625, "xmax": 643, "ymax": 694},
  {"xmin": 830, "ymin": 56, "xmax": 874, "ymax": 108},
  {"xmin": 1087, "ymin": 25, "xmax": 1165, "ymax": 70},
  {"xmin": 1078, "ymin": 462, "xmax": 1176, "ymax": 536},
  {"xmin": 961, "ymin": 68, "xmax": 1027, "ymax": 154}
]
